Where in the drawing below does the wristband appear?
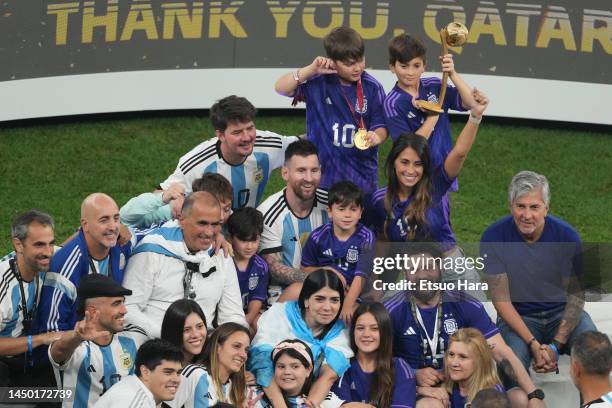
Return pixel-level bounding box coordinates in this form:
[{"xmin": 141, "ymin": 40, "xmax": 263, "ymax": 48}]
[
  {"xmin": 469, "ymin": 112, "xmax": 482, "ymax": 124},
  {"xmin": 27, "ymin": 335, "xmax": 33, "ymax": 354},
  {"xmin": 548, "ymin": 343, "xmax": 560, "ymax": 359},
  {"xmin": 292, "ymin": 69, "xmax": 301, "ymax": 83},
  {"xmin": 527, "ymin": 337, "xmax": 537, "ymax": 347}
]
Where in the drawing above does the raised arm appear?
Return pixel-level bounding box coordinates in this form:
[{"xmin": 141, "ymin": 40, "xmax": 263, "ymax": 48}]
[
  {"xmin": 444, "ymin": 88, "xmax": 489, "ymax": 178},
  {"xmin": 443, "ymin": 54, "xmax": 477, "ymax": 109},
  {"xmin": 275, "ymin": 56, "xmax": 337, "ymax": 97}
]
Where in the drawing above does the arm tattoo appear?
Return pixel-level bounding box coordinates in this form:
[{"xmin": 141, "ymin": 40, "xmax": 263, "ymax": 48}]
[
  {"xmin": 263, "ymin": 252, "xmax": 306, "ymax": 285},
  {"xmin": 498, "ymin": 358, "xmax": 518, "ymax": 384},
  {"xmin": 556, "ymin": 276, "xmax": 585, "ymax": 342}
]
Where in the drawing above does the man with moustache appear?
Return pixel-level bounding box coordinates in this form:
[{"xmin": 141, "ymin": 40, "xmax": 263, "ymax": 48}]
[
  {"xmin": 481, "ymin": 171, "xmax": 596, "ymax": 384},
  {"xmin": 0, "ymin": 210, "xmax": 64, "ymax": 386},
  {"xmin": 384, "ymin": 242, "xmax": 544, "ymax": 408},
  {"xmin": 122, "ymin": 191, "xmax": 246, "ymax": 337},
  {"xmin": 37, "ymin": 193, "xmax": 140, "ymax": 333},
  {"xmin": 257, "ymin": 140, "xmax": 329, "ymax": 301},
  {"xmin": 49, "ymin": 274, "xmax": 148, "ymax": 408}
]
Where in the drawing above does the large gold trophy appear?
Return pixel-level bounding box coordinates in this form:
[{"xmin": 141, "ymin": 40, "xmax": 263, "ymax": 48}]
[{"xmin": 415, "ymin": 22, "xmax": 469, "ymax": 114}]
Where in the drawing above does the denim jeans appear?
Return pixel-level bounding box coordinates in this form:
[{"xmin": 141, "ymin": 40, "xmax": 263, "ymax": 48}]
[{"xmin": 497, "ymin": 305, "xmax": 597, "ymax": 388}]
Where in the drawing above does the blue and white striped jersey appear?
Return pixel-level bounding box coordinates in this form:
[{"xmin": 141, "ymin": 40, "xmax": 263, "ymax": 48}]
[
  {"xmin": 257, "ymin": 188, "xmax": 329, "ymax": 269},
  {"xmin": 0, "ymin": 258, "xmax": 40, "ymax": 339},
  {"xmin": 160, "ymin": 131, "xmax": 298, "ymax": 209},
  {"xmin": 169, "ymin": 364, "xmax": 231, "ymax": 408},
  {"xmin": 50, "ymin": 325, "xmax": 148, "ymax": 408}
]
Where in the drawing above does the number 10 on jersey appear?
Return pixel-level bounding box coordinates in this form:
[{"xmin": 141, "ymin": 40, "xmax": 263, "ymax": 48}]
[{"xmin": 332, "ymin": 123, "xmax": 356, "ymax": 148}]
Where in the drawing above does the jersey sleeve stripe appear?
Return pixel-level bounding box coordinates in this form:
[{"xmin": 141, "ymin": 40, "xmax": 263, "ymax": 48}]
[
  {"xmin": 0, "ymin": 269, "xmax": 16, "ymax": 305},
  {"xmin": 179, "ymin": 144, "xmax": 217, "ymax": 173},
  {"xmin": 180, "ymin": 149, "xmax": 218, "ymax": 175},
  {"xmin": 128, "ymin": 388, "xmax": 147, "ymax": 408},
  {"xmin": 264, "ymin": 197, "xmax": 287, "ymax": 227}
]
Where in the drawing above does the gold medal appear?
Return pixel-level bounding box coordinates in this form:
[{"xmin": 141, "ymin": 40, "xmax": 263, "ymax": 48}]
[{"xmin": 354, "ymin": 128, "xmax": 370, "ymax": 150}]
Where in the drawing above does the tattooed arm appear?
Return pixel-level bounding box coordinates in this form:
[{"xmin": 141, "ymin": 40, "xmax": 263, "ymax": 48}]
[
  {"xmin": 554, "ymin": 275, "xmax": 585, "ymax": 345},
  {"xmin": 261, "ymin": 251, "xmax": 306, "ymax": 285},
  {"xmin": 488, "ymin": 333, "xmax": 539, "ymax": 396}
]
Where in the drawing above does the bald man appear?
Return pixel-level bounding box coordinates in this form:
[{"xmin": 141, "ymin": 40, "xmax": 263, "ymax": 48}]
[
  {"xmin": 37, "ymin": 193, "xmax": 142, "ymax": 334},
  {"xmin": 122, "ymin": 192, "xmax": 247, "ymax": 337}
]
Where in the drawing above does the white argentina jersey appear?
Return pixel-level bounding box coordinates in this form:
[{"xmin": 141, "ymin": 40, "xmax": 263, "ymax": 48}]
[
  {"xmin": 93, "ymin": 374, "xmax": 156, "ymax": 408},
  {"xmin": 160, "ymin": 131, "xmax": 298, "ymax": 209},
  {"xmin": 258, "ymin": 188, "xmax": 328, "ymax": 269},
  {"xmin": 50, "ymin": 325, "xmax": 148, "ymax": 408},
  {"xmin": 168, "ymin": 364, "xmax": 231, "ymax": 408},
  {"xmin": 0, "ymin": 258, "xmax": 40, "ymax": 339}
]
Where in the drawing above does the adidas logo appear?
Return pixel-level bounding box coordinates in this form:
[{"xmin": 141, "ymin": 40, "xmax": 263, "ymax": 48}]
[
  {"xmin": 408, "ymin": 112, "xmax": 416, "ymax": 119},
  {"xmin": 325, "ymin": 97, "xmax": 332, "ymax": 105},
  {"xmin": 323, "ymin": 248, "xmax": 333, "ymax": 256},
  {"xmin": 404, "ymin": 326, "xmax": 416, "ymax": 335},
  {"xmin": 87, "ymin": 365, "xmax": 96, "ymax": 373},
  {"xmin": 290, "ymin": 237, "xmax": 298, "ymax": 242}
]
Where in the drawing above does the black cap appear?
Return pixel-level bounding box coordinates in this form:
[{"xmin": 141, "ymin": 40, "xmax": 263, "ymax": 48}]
[{"xmin": 77, "ymin": 274, "xmax": 132, "ymax": 301}]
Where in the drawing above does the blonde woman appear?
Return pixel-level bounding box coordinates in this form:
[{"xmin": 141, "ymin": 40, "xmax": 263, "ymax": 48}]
[{"xmin": 444, "ymin": 328, "xmax": 505, "ymax": 407}]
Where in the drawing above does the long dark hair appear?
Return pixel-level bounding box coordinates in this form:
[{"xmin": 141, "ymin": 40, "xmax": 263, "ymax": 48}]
[
  {"xmin": 161, "ymin": 299, "xmax": 207, "ymax": 363},
  {"xmin": 272, "ymin": 339, "xmax": 315, "ymax": 405},
  {"xmin": 350, "ymin": 302, "xmax": 395, "ymax": 408},
  {"xmin": 384, "ymin": 133, "xmax": 433, "ymax": 241},
  {"xmin": 202, "ymin": 322, "xmax": 250, "ymax": 407},
  {"xmin": 298, "ymin": 269, "xmax": 345, "ymax": 339}
]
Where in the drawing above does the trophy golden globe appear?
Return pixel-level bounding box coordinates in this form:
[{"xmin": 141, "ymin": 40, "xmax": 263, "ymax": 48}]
[{"xmin": 415, "ymin": 22, "xmax": 469, "ymax": 114}]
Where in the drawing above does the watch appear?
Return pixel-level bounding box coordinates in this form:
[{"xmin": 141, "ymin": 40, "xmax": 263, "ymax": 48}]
[{"xmin": 527, "ymin": 389, "xmax": 545, "ymax": 400}]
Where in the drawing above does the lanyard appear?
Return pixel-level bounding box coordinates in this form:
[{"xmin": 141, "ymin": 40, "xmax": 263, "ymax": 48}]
[
  {"xmin": 9, "ymin": 259, "xmax": 39, "ymax": 333},
  {"xmin": 409, "ymin": 296, "xmax": 444, "ymax": 368},
  {"xmin": 338, "ymin": 78, "xmax": 366, "ymax": 129},
  {"xmin": 88, "ymin": 256, "xmax": 112, "ymax": 277},
  {"xmin": 183, "ymin": 262, "xmax": 216, "ymax": 300}
]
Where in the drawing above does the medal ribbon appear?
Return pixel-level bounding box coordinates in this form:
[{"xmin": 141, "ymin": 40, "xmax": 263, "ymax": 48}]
[
  {"xmin": 339, "ymin": 79, "xmax": 366, "ymax": 129},
  {"xmin": 410, "ymin": 297, "xmax": 445, "ymax": 368}
]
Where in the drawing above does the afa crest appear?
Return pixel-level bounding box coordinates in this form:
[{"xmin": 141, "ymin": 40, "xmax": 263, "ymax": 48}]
[
  {"xmin": 253, "ymin": 167, "xmax": 264, "ymax": 184},
  {"xmin": 119, "ymin": 350, "xmax": 133, "ymax": 369},
  {"xmin": 444, "ymin": 318, "xmax": 458, "ymax": 335},
  {"xmin": 354, "ymin": 98, "xmax": 368, "ymax": 114},
  {"xmin": 346, "ymin": 248, "xmax": 359, "ymax": 263},
  {"xmin": 248, "ymin": 275, "xmax": 259, "ymax": 290}
]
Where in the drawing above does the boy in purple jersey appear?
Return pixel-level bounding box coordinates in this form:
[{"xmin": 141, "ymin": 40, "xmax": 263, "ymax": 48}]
[
  {"xmin": 275, "ymin": 27, "xmax": 388, "ymax": 195},
  {"xmin": 384, "ymin": 34, "xmax": 477, "ymax": 196},
  {"xmin": 301, "ymin": 181, "xmax": 374, "ymax": 324},
  {"xmin": 226, "ymin": 207, "xmax": 269, "ymax": 332}
]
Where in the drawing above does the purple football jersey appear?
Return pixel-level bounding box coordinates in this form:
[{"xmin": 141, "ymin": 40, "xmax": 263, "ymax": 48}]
[{"xmin": 294, "ymin": 72, "xmax": 386, "ymax": 194}]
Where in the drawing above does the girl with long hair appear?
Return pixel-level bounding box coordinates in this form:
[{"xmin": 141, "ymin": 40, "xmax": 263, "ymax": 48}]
[
  {"xmin": 161, "ymin": 299, "xmax": 207, "ymax": 365},
  {"xmin": 171, "ymin": 322, "xmax": 252, "ymax": 408},
  {"xmin": 363, "ymin": 92, "xmax": 489, "ymax": 297},
  {"xmin": 333, "ymin": 302, "xmax": 416, "ymax": 408},
  {"xmin": 249, "ymin": 269, "xmax": 353, "ymax": 408},
  {"xmin": 443, "ymin": 328, "xmax": 505, "ymax": 407}
]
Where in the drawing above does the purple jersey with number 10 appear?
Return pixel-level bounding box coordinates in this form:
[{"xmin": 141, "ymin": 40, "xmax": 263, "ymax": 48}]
[{"xmin": 294, "ymin": 72, "xmax": 386, "ymax": 194}]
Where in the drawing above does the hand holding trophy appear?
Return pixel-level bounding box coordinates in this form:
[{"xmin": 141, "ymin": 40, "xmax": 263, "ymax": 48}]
[{"xmin": 415, "ymin": 22, "xmax": 469, "ymax": 114}]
